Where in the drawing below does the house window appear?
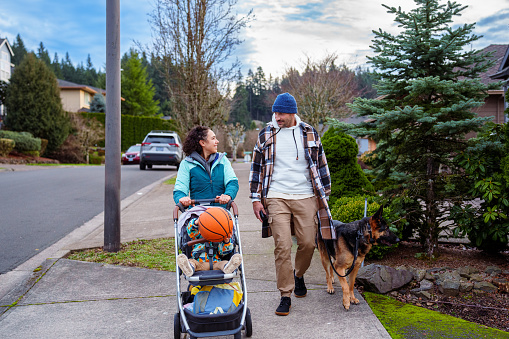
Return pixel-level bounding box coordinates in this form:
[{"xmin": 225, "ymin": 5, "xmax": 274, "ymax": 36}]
[{"xmin": 84, "ymin": 92, "xmax": 91, "ymax": 106}]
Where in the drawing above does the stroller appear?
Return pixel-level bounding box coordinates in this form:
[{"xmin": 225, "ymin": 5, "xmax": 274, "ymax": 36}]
[{"xmin": 173, "ymin": 199, "xmax": 253, "ymax": 339}]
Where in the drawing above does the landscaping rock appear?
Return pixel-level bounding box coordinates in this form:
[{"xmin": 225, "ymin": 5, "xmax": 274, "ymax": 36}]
[
  {"xmin": 419, "ymin": 279, "xmax": 434, "ymax": 291},
  {"xmin": 459, "ymin": 281, "xmax": 473, "ymax": 293},
  {"xmin": 356, "ymin": 264, "xmax": 414, "ymax": 294},
  {"xmin": 474, "ymin": 281, "xmax": 498, "ymax": 293},
  {"xmin": 469, "ymin": 273, "xmax": 484, "ymax": 282},
  {"xmin": 411, "ymin": 290, "xmax": 431, "ymax": 300},
  {"xmin": 425, "ymin": 268, "xmax": 443, "ymax": 281},
  {"xmin": 458, "ymin": 266, "xmax": 479, "ymax": 278},
  {"xmin": 439, "ymin": 280, "xmax": 460, "ymax": 296},
  {"xmin": 485, "ymin": 266, "xmax": 502, "ymax": 275}
]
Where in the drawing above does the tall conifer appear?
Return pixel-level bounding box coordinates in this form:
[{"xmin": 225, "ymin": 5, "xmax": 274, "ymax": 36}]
[{"xmin": 335, "ymin": 0, "xmax": 500, "ymax": 257}]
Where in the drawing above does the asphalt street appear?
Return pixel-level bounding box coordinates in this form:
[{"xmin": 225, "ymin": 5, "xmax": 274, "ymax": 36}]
[{"xmin": 0, "ymin": 164, "xmax": 174, "ymax": 274}]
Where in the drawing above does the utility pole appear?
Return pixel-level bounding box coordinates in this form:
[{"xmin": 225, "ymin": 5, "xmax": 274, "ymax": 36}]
[{"xmin": 104, "ymin": 0, "xmax": 121, "ymax": 252}]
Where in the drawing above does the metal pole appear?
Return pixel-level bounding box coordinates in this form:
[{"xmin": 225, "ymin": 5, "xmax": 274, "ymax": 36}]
[{"xmin": 104, "ymin": 0, "xmax": 121, "ymax": 252}]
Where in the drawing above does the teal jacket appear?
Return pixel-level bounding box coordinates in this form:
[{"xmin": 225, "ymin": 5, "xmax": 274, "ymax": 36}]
[{"xmin": 173, "ymin": 152, "xmax": 239, "ymax": 204}]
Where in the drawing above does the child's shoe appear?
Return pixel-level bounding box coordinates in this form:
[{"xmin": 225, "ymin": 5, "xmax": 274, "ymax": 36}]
[
  {"xmin": 177, "ymin": 254, "xmax": 195, "ymax": 277},
  {"xmin": 222, "ymin": 253, "xmax": 242, "ymax": 274}
]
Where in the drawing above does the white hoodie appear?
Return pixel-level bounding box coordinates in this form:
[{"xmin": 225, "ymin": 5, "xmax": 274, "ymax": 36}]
[{"xmin": 266, "ymin": 114, "xmax": 315, "ymax": 199}]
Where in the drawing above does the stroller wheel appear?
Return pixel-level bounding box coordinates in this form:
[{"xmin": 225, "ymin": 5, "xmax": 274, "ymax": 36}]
[
  {"xmin": 234, "ymin": 332, "xmax": 242, "ymax": 339},
  {"xmin": 173, "ymin": 313, "xmax": 181, "ymax": 339},
  {"xmin": 245, "ymin": 307, "xmax": 253, "ymax": 337}
]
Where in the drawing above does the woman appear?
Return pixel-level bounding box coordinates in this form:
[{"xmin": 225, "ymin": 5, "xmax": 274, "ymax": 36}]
[{"xmin": 173, "ymin": 126, "xmax": 239, "ymax": 207}]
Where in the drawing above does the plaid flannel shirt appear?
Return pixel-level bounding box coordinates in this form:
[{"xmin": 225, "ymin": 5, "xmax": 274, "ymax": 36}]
[{"xmin": 249, "ymin": 121, "xmax": 336, "ymax": 240}]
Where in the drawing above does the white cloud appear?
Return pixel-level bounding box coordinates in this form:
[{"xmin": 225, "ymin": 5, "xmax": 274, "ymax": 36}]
[{"xmin": 238, "ymin": 0, "xmax": 508, "ymax": 78}]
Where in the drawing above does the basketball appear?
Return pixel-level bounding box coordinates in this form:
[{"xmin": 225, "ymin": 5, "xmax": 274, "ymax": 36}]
[{"xmin": 198, "ymin": 207, "xmax": 234, "ymax": 242}]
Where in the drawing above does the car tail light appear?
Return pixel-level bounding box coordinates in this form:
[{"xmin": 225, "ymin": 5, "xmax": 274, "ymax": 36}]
[
  {"xmin": 142, "ymin": 142, "xmax": 151, "ymax": 146},
  {"xmin": 169, "ymin": 143, "xmax": 179, "ymax": 147}
]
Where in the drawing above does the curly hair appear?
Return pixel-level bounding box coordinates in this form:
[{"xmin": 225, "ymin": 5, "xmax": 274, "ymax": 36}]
[{"xmin": 182, "ymin": 126, "xmax": 210, "ymax": 156}]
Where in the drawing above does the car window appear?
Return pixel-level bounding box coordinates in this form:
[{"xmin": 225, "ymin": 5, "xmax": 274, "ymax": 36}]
[
  {"xmin": 127, "ymin": 146, "xmax": 140, "ymax": 152},
  {"xmin": 145, "ymin": 136, "xmax": 176, "ymax": 144}
]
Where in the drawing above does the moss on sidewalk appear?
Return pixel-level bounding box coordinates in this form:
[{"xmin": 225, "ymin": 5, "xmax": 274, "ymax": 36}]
[{"xmin": 364, "ymin": 292, "xmax": 509, "ymax": 338}]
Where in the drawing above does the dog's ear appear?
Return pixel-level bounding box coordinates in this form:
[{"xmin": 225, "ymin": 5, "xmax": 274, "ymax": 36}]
[{"xmin": 374, "ymin": 205, "xmax": 383, "ymax": 219}]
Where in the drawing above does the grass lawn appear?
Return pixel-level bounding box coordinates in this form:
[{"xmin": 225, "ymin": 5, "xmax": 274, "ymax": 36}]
[{"xmin": 66, "ymin": 238, "xmax": 176, "ymax": 271}]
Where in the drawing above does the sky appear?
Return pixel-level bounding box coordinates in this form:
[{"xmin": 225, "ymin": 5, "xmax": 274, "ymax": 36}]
[{"xmin": 1, "ymin": 0, "xmax": 508, "ymax": 80}]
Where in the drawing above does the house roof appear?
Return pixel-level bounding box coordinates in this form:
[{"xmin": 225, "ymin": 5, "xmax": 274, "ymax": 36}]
[
  {"xmin": 489, "ymin": 44, "xmax": 509, "ymax": 81},
  {"xmin": 0, "ymin": 38, "xmax": 14, "ymax": 57},
  {"xmin": 477, "ymin": 44, "xmax": 509, "ymax": 85},
  {"xmin": 57, "ymin": 79, "xmax": 103, "ymax": 96}
]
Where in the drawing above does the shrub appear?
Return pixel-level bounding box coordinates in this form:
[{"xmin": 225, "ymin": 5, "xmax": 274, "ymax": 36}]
[
  {"xmin": 40, "ymin": 139, "xmax": 48, "ymax": 156},
  {"xmin": 451, "ymin": 122, "xmax": 508, "ymax": 253},
  {"xmin": 49, "ymin": 134, "xmax": 84, "ymax": 164},
  {"xmin": 331, "ymin": 195, "xmax": 399, "ymax": 260},
  {"xmin": 0, "ymin": 138, "xmax": 15, "ymax": 157},
  {"xmin": 89, "ymin": 154, "xmax": 103, "ymax": 165},
  {"xmin": 322, "ymin": 127, "xmax": 374, "ymax": 205},
  {"xmin": 0, "ymin": 130, "xmax": 41, "ymax": 153}
]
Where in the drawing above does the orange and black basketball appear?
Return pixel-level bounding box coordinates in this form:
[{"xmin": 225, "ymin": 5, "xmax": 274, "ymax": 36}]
[{"xmin": 198, "ymin": 207, "xmax": 233, "ymax": 242}]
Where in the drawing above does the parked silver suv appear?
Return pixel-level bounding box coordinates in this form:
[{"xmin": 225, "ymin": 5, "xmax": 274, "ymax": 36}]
[{"xmin": 139, "ymin": 130, "xmax": 183, "ymax": 170}]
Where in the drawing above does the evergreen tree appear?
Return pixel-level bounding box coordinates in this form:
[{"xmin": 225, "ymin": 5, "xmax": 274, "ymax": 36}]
[
  {"xmin": 120, "ymin": 49, "xmax": 159, "ymax": 116},
  {"xmin": 5, "ymin": 53, "xmax": 70, "ymax": 154},
  {"xmin": 11, "ymin": 34, "xmax": 28, "ymax": 65},
  {"xmin": 37, "ymin": 42, "xmax": 51, "ymax": 67},
  {"xmin": 322, "ymin": 127, "xmax": 374, "ymax": 206},
  {"xmin": 245, "ymin": 67, "xmax": 271, "ymax": 122},
  {"xmin": 229, "ymin": 83, "xmax": 251, "ymax": 128},
  {"xmin": 333, "ymin": 0, "xmax": 500, "ymax": 257},
  {"xmin": 90, "ymin": 94, "xmax": 106, "ymax": 113},
  {"xmin": 61, "ymin": 52, "xmax": 76, "ymax": 82},
  {"xmin": 51, "ymin": 53, "xmax": 63, "ymax": 79}
]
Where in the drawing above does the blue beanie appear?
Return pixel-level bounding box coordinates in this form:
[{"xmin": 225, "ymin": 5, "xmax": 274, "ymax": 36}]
[{"xmin": 272, "ymin": 92, "xmax": 298, "ymax": 114}]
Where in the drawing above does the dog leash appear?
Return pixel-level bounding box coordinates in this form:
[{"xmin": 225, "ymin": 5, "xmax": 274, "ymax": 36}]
[{"xmin": 325, "ymin": 229, "xmax": 363, "ymax": 278}]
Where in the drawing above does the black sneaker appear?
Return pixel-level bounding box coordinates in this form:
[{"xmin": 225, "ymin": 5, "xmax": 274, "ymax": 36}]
[
  {"xmin": 294, "ymin": 271, "xmax": 307, "ymax": 298},
  {"xmin": 275, "ymin": 297, "xmax": 291, "ymax": 316}
]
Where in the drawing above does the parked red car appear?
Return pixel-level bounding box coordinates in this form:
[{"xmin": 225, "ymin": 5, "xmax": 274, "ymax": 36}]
[{"xmin": 122, "ymin": 145, "xmax": 141, "ymax": 165}]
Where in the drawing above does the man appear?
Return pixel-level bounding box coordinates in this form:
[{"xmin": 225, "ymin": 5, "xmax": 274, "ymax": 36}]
[{"xmin": 249, "ymin": 92, "xmax": 334, "ymax": 316}]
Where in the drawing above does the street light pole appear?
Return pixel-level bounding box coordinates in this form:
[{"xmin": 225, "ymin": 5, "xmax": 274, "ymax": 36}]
[{"xmin": 104, "ymin": 0, "xmax": 121, "ymax": 252}]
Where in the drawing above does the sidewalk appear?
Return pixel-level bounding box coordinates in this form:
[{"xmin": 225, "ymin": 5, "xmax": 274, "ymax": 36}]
[{"xmin": 0, "ymin": 162, "xmax": 391, "ymax": 338}]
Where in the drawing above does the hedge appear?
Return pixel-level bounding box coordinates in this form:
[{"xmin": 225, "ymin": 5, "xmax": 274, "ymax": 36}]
[
  {"xmin": 330, "ymin": 195, "xmax": 399, "ymax": 260},
  {"xmin": 0, "ymin": 138, "xmax": 15, "ymax": 157},
  {"xmin": 0, "ymin": 130, "xmax": 41, "ymax": 153},
  {"xmin": 81, "ymin": 113, "xmax": 178, "ymax": 151}
]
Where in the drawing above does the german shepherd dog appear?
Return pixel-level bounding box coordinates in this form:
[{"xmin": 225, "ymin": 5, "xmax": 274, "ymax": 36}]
[{"xmin": 317, "ymin": 205, "xmax": 399, "ymax": 310}]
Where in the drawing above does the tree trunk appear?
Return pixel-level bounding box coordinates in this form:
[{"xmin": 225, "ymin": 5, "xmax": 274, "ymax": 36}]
[{"xmin": 425, "ymin": 156, "xmax": 439, "ymax": 258}]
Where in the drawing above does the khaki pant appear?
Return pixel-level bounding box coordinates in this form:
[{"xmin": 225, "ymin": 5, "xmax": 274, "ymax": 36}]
[
  {"xmin": 266, "ymin": 197, "xmax": 319, "ymax": 297},
  {"xmin": 189, "ymin": 259, "xmax": 228, "ymax": 272}
]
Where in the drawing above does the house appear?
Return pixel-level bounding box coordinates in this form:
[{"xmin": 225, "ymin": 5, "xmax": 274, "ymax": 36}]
[
  {"xmin": 489, "ymin": 45, "xmax": 509, "ymax": 121},
  {"xmin": 0, "ymin": 38, "xmax": 15, "ymax": 125},
  {"xmin": 472, "ymin": 44, "xmax": 508, "ymax": 125},
  {"xmin": 57, "ymin": 79, "xmax": 105, "ymax": 113}
]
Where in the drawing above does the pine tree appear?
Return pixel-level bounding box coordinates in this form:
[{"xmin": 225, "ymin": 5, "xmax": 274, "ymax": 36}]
[
  {"xmin": 51, "ymin": 53, "xmax": 63, "ymax": 79},
  {"xmin": 5, "ymin": 53, "xmax": 70, "ymax": 154},
  {"xmin": 229, "ymin": 83, "xmax": 251, "ymax": 128},
  {"xmin": 120, "ymin": 49, "xmax": 159, "ymax": 116},
  {"xmin": 37, "ymin": 42, "xmax": 51, "ymax": 67},
  {"xmin": 11, "ymin": 34, "xmax": 28, "ymax": 65},
  {"xmin": 333, "ymin": 0, "xmax": 500, "ymax": 257},
  {"xmin": 90, "ymin": 94, "xmax": 106, "ymax": 113}
]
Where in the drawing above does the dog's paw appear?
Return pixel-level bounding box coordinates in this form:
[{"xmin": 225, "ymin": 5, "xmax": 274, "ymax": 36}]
[
  {"xmin": 327, "ymin": 287, "xmax": 335, "ymax": 294},
  {"xmin": 351, "ymin": 296, "xmax": 360, "ymax": 305},
  {"xmin": 343, "ymin": 302, "xmax": 350, "ymax": 311}
]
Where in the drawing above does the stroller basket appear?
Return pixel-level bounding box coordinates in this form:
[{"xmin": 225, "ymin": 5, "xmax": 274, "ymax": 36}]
[{"xmin": 183, "ymin": 303, "xmax": 244, "ymax": 335}]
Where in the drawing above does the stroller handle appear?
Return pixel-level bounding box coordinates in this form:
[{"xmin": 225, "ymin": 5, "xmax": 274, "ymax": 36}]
[{"xmin": 173, "ymin": 199, "xmax": 238, "ymax": 219}]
